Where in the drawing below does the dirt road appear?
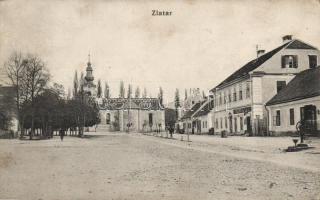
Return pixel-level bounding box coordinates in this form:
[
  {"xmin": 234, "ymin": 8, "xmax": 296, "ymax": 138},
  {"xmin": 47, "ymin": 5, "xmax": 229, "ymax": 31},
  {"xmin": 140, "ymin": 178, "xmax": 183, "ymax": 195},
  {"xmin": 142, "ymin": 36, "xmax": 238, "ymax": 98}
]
[{"xmin": 0, "ymin": 132, "xmax": 319, "ymax": 200}]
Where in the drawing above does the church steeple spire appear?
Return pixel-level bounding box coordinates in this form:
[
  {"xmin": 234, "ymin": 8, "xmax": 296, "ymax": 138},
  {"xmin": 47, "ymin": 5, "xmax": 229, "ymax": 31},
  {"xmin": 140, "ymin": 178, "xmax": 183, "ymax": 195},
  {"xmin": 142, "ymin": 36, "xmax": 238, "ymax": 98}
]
[{"xmin": 85, "ymin": 53, "xmax": 94, "ymax": 82}]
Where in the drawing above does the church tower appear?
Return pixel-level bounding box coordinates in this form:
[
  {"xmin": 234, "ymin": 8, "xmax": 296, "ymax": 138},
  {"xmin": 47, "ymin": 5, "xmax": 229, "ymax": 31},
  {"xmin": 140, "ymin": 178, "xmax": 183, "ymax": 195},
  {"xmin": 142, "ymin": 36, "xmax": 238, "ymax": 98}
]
[
  {"xmin": 85, "ymin": 54, "xmax": 94, "ymax": 83},
  {"xmin": 83, "ymin": 54, "xmax": 97, "ymax": 97}
]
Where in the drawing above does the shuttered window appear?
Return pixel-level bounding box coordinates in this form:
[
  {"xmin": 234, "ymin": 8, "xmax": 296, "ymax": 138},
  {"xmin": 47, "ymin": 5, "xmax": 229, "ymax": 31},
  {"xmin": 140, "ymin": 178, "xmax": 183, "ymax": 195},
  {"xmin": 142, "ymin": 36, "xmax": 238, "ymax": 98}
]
[
  {"xmin": 276, "ymin": 110, "xmax": 281, "ymax": 126},
  {"xmin": 281, "ymin": 55, "xmax": 298, "ymax": 68}
]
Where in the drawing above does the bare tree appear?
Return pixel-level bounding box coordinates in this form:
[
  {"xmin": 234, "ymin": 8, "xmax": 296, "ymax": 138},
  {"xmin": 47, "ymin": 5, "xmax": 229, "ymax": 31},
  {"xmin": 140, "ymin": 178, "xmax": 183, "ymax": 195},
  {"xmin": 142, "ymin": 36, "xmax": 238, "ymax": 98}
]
[
  {"xmin": 23, "ymin": 54, "xmax": 50, "ymax": 139},
  {"xmin": 4, "ymin": 51, "xmax": 27, "ymax": 136}
]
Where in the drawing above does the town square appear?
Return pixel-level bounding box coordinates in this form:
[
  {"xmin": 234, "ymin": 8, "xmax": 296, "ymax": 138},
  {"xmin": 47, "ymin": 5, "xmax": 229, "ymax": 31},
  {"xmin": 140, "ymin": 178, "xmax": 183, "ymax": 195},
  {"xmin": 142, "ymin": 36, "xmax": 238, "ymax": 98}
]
[{"xmin": 0, "ymin": 0, "xmax": 320, "ymax": 199}]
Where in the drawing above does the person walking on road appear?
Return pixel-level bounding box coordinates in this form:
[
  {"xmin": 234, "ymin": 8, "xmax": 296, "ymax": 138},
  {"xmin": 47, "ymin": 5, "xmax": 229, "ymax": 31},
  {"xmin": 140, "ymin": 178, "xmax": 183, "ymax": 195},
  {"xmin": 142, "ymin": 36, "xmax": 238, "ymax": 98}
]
[{"xmin": 59, "ymin": 129, "xmax": 65, "ymax": 141}]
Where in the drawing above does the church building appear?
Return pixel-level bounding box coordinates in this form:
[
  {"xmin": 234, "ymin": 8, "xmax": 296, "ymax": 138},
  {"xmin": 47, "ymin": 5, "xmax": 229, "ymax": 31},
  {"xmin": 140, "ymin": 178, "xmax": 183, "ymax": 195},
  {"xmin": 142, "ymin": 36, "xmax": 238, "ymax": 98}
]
[{"xmin": 81, "ymin": 56, "xmax": 165, "ymax": 133}]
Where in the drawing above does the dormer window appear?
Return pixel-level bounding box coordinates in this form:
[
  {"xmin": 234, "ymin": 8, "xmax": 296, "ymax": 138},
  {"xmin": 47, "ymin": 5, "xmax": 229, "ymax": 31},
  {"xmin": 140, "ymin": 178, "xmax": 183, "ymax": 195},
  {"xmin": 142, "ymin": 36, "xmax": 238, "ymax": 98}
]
[{"xmin": 281, "ymin": 55, "xmax": 298, "ymax": 68}]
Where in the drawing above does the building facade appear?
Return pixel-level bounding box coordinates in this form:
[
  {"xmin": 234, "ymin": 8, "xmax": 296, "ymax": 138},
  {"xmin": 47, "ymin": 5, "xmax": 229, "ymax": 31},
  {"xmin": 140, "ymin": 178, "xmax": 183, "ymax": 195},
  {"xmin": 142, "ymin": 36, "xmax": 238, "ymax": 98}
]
[
  {"xmin": 209, "ymin": 35, "xmax": 320, "ymax": 136},
  {"xmin": 177, "ymin": 99, "xmax": 213, "ymax": 134},
  {"xmin": 266, "ymin": 66, "xmax": 320, "ymax": 136},
  {"xmin": 80, "ymin": 56, "xmax": 165, "ymax": 133},
  {"xmin": 96, "ymin": 98, "xmax": 165, "ymax": 132}
]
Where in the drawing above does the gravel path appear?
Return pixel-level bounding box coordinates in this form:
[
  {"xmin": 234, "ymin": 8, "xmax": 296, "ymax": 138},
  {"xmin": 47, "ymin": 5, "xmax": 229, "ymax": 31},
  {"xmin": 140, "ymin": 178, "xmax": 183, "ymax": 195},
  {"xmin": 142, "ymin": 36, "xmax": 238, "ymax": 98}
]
[{"xmin": 0, "ymin": 133, "xmax": 319, "ymax": 200}]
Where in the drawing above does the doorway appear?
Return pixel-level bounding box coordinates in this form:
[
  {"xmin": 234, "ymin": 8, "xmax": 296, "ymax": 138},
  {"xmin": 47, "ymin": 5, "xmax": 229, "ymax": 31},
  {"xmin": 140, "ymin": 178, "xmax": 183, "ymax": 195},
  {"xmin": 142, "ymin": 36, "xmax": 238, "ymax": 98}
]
[
  {"xmin": 229, "ymin": 115, "xmax": 233, "ymax": 133},
  {"xmin": 300, "ymin": 105, "xmax": 317, "ymax": 134},
  {"xmin": 246, "ymin": 116, "xmax": 252, "ymax": 135}
]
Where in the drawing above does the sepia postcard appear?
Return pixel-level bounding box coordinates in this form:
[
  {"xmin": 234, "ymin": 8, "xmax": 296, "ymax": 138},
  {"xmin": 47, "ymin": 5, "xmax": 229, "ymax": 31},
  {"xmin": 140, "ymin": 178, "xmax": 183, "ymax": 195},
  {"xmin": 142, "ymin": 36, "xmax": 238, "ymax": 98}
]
[{"xmin": 0, "ymin": 0, "xmax": 320, "ymax": 199}]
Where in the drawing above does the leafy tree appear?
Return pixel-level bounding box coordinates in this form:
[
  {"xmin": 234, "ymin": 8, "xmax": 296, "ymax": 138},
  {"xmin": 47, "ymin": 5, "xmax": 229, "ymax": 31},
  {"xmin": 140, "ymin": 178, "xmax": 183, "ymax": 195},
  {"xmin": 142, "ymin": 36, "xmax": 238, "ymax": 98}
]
[
  {"xmin": 142, "ymin": 87, "xmax": 147, "ymax": 98},
  {"xmin": 67, "ymin": 88, "xmax": 71, "ymax": 100},
  {"xmin": 174, "ymin": 88, "xmax": 180, "ymax": 109},
  {"xmin": 127, "ymin": 84, "xmax": 132, "ymax": 98},
  {"xmin": 79, "ymin": 72, "xmax": 84, "ymax": 95},
  {"xmin": 165, "ymin": 108, "xmax": 177, "ymax": 127},
  {"xmin": 185, "ymin": 89, "xmax": 188, "ymax": 100},
  {"xmin": 104, "ymin": 82, "xmax": 110, "ymax": 98},
  {"xmin": 134, "ymin": 86, "xmax": 140, "ymax": 98},
  {"xmin": 97, "ymin": 79, "xmax": 102, "ymax": 98},
  {"xmin": 158, "ymin": 87, "xmax": 163, "ymax": 105},
  {"xmin": 73, "ymin": 70, "xmax": 78, "ymax": 98},
  {"xmin": 119, "ymin": 80, "xmax": 125, "ymax": 98}
]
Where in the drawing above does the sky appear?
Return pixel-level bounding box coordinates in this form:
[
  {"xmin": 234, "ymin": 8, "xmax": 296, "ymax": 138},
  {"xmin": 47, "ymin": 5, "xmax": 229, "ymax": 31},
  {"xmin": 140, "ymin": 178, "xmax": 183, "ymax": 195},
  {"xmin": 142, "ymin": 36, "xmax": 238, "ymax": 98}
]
[{"xmin": 1, "ymin": 0, "xmax": 320, "ymax": 104}]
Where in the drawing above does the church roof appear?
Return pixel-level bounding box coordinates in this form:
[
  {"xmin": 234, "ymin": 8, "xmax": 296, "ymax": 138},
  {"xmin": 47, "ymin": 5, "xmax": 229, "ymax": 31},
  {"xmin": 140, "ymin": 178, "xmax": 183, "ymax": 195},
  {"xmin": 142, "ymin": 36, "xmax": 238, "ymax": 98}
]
[
  {"xmin": 98, "ymin": 98, "xmax": 164, "ymax": 110},
  {"xmin": 266, "ymin": 66, "xmax": 320, "ymax": 106}
]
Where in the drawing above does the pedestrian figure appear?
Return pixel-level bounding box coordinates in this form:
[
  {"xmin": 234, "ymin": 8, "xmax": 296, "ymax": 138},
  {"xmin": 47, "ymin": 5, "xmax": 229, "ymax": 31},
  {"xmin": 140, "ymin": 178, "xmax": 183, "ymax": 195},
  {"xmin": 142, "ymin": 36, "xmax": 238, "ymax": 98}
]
[
  {"xmin": 59, "ymin": 129, "xmax": 65, "ymax": 141},
  {"xmin": 169, "ymin": 126, "xmax": 174, "ymax": 138}
]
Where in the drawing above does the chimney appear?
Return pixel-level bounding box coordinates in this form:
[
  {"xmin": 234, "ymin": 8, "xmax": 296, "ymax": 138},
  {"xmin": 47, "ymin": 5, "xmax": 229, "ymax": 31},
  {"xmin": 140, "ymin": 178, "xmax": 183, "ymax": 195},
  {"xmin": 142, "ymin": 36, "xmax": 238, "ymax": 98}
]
[
  {"xmin": 257, "ymin": 49, "xmax": 265, "ymax": 58},
  {"xmin": 282, "ymin": 35, "xmax": 293, "ymax": 43}
]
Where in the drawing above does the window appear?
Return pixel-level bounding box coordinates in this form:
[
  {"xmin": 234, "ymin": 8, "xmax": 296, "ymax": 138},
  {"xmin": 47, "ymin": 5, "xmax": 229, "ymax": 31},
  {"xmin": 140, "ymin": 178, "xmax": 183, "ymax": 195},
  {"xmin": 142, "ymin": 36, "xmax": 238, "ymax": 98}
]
[
  {"xmin": 281, "ymin": 55, "xmax": 298, "ymax": 68},
  {"xmin": 289, "ymin": 108, "xmax": 295, "ymax": 125},
  {"xmin": 233, "ymin": 87, "xmax": 237, "ymax": 102},
  {"xmin": 216, "ymin": 119, "xmax": 219, "ymax": 129},
  {"xmin": 223, "ymin": 92, "xmax": 227, "ymax": 104},
  {"xmin": 149, "ymin": 113, "xmax": 153, "ymax": 125},
  {"xmin": 219, "ymin": 93, "xmax": 222, "ymax": 106},
  {"xmin": 106, "ymin": 113, "xmax": 111, "ymax": 124},
  {"xmin": 275, "ymin": 110, "xmax": 281, "ymax": 126},
  {"xmin": 220, "ymin": 118, "xmax": 223, "ymax": 129},
  {"xmin": 221, "ymin": 93, "xmax": 224, "ymax": 105},
  {"xmin": 309, "ymin": 55, "xmax": 317, "ymax": 69},
  {"xmin": 239, "ymin": 84, "xmax": 243, "ymax": 100},
  {"xmin": 246, "ymin": 82, "xmax": 250, "ymax": 98},
  {"xmin": 228, "ymin": 89, "xmax": 232, "ymax": 103},
  {"xmin": 225, "ymin": 117, "xmax": 228, "ymax": 128},
  {"xmin": 234, "ymin": 117, "xmax": 238, "ymax": 132},
  {"xmin": 240, "ymin": 117, "xmax": 243, "ymax": 131},
  {"xmin": 277, "ymin": 81, "xmax": 286, "ymax": 93}
]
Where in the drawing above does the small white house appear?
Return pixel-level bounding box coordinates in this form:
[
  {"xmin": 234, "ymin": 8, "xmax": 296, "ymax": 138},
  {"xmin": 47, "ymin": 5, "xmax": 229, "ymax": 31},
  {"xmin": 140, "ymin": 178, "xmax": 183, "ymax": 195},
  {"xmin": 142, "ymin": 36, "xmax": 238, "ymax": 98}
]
[{"xmin": 266, "ymin": 66, "xmax": 320, "ymax": 136}]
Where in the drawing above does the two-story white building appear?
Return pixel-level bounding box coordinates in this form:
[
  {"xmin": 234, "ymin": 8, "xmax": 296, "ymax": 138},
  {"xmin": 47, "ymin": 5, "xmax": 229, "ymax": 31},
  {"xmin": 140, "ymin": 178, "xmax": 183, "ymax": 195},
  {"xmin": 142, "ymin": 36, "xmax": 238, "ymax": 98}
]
[{"xmin": 209, "ymin": 35, "xmax": 320, "ymax": 136}]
